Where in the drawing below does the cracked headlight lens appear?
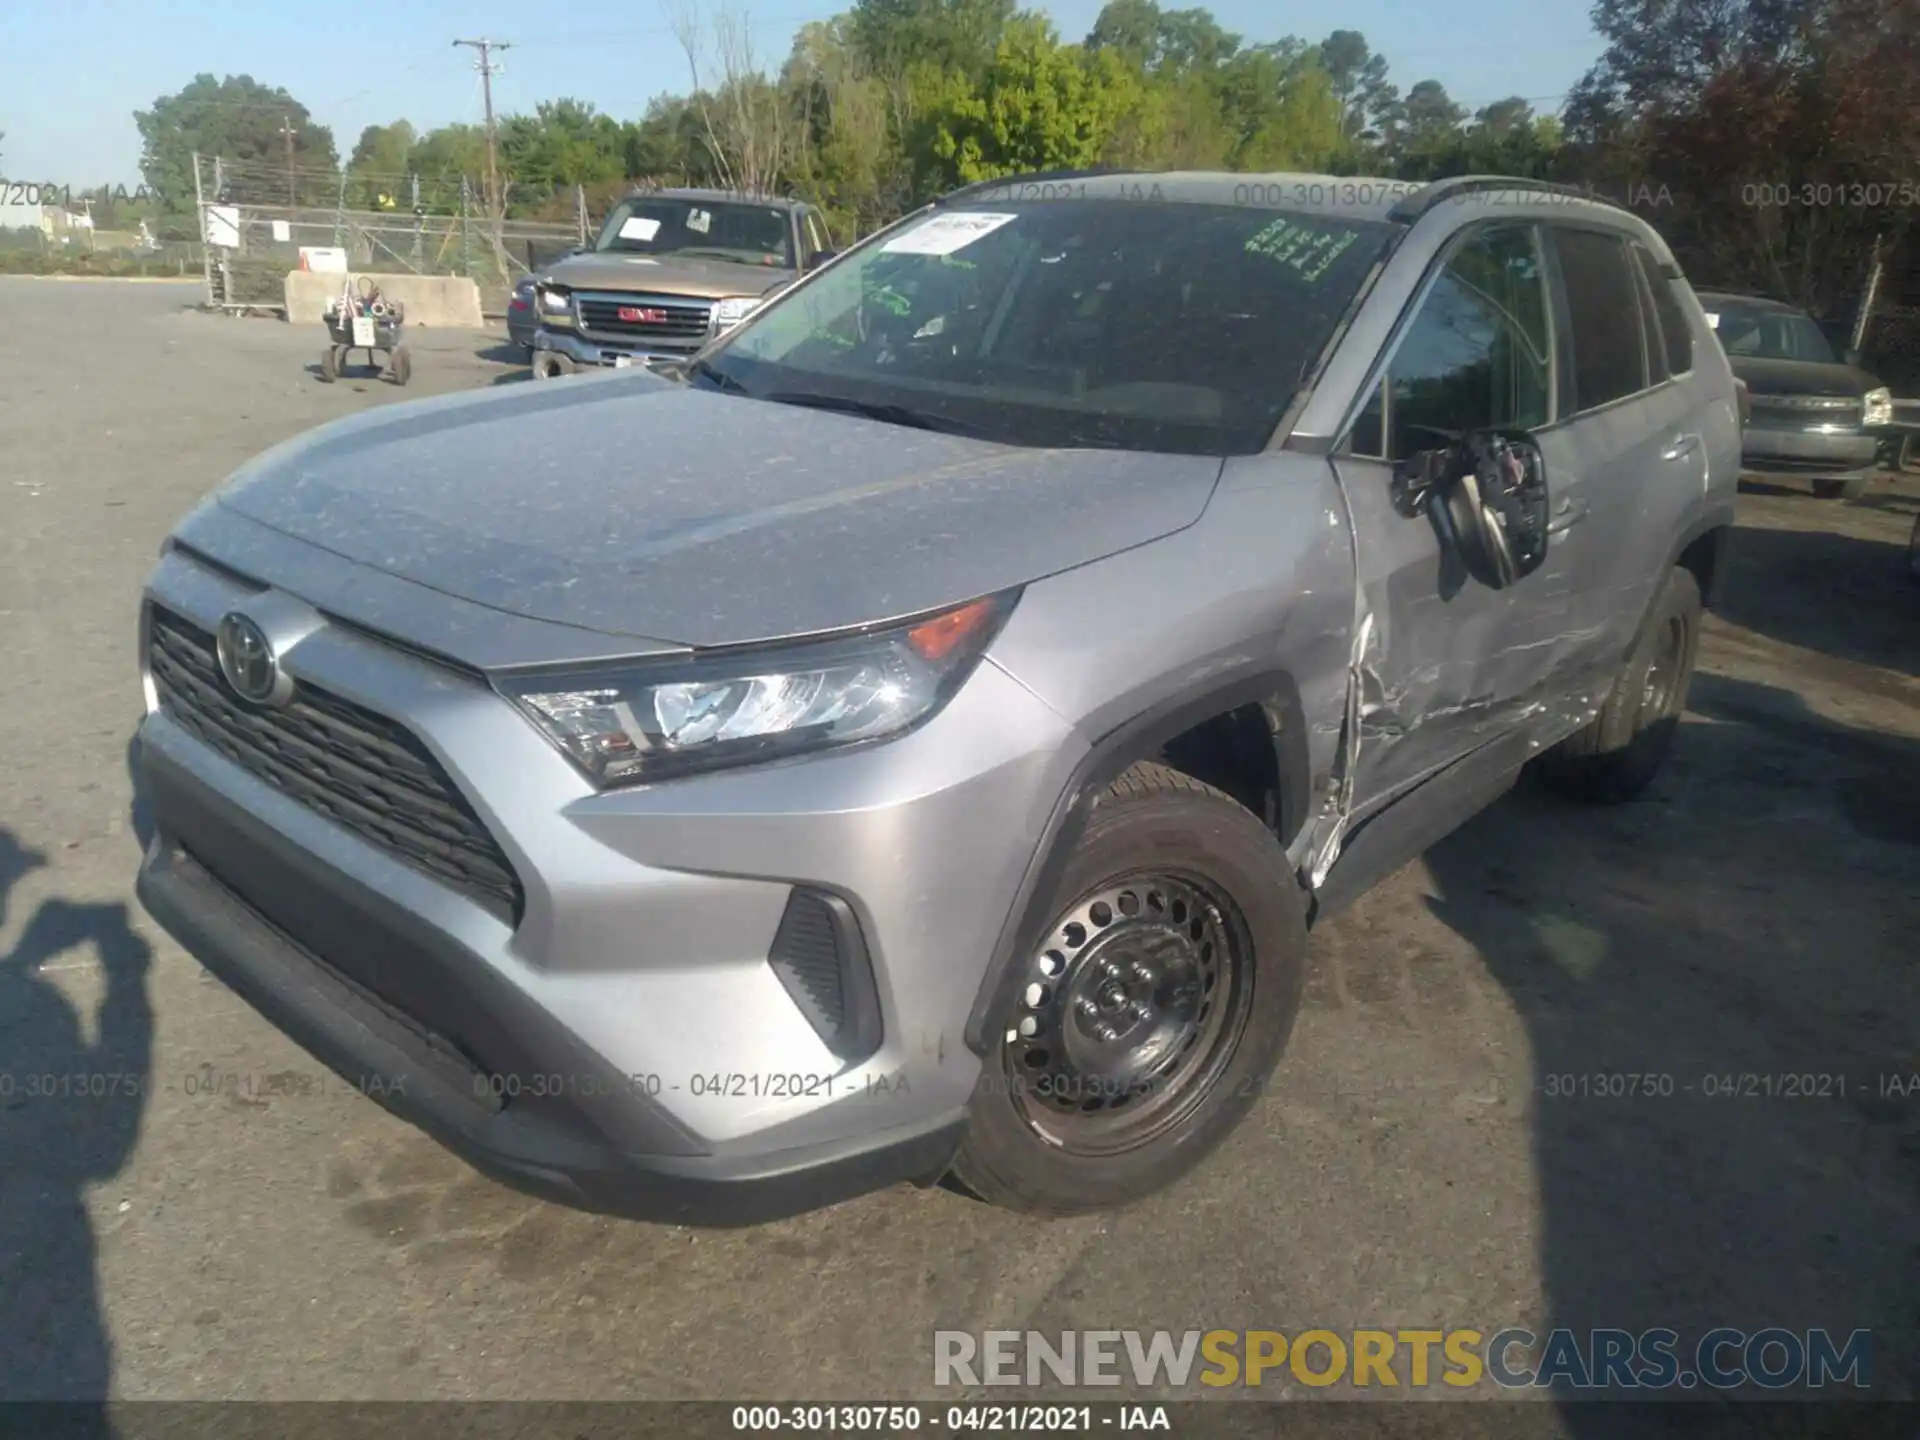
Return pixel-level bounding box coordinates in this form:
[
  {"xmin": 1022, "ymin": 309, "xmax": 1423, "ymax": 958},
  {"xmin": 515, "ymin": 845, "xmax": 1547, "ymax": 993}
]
[{"xmin": 496, "ymin": 593, "xmax": 1014, "ymax": 787}]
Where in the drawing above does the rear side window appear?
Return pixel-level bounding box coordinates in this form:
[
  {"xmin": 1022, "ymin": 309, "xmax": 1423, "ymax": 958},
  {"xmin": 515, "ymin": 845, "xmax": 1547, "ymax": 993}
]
[
  {"xmin": 1633, "ymin": 244, "xmax": 1694, "ymax": 377},
  {"xmin": 1553, "ymin": 228, "xmax": 1649, "ymax": 411}
]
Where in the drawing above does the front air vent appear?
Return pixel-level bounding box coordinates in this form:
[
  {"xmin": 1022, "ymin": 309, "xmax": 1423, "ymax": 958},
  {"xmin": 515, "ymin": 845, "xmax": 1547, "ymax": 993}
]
[{"xmin": 767, "ymin": 888, "xmax": 882, "ymax": 1064}]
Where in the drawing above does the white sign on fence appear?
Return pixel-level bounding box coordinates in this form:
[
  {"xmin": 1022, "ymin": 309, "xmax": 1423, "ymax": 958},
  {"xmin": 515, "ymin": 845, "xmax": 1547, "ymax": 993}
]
[
  {"xmin": 272, "ymin": 220, "xmax": 291, "ymax": 242},
  {"xmin": 299, "ymin": 246, "xmax": 349, "ymax": 273},
  {"xmin": 204, "ymin": 204, "xmax": 241, "ymax": 248}
]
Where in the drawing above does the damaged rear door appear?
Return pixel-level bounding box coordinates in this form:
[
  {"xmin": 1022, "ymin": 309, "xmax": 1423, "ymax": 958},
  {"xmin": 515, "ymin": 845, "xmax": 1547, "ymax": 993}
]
[{"xmin": 1322, "ymin": 221, "xmax": 1568, "ymax": 837}]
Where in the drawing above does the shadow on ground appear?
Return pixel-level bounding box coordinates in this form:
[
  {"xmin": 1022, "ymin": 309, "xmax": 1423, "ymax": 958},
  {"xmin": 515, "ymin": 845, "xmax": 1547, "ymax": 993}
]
[
  {"xmin": 1423, "ymin": 670, "xmax": 1920, "ymax": 1423},
  {"xmin": 1713, "ymin": 524, "xmax": 1920, "ymax": 678},
  {"xmin": 0, "ymin": 739, "xmax": 156, "ymax": 1412}
]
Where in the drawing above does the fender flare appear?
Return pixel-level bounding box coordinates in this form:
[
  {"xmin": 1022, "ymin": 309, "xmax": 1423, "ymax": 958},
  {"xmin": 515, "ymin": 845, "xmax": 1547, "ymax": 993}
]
[{"xmin": 961, "ymin": 669, "xmax": 1312, "ymax": 1056}]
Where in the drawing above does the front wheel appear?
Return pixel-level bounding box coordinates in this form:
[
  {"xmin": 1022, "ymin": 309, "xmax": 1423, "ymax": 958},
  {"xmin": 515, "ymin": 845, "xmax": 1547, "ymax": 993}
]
[
  {"xmin": 949, "ymin": 763, "xmax": 1307, "ymax": 1216},
  {"xmin": 1535, "ymin": 566, "xmax": 1702, "ymax": 803},
  {"xmin": 1811, "ymin": 474, "xmax": 1870, "ymax": 500}
]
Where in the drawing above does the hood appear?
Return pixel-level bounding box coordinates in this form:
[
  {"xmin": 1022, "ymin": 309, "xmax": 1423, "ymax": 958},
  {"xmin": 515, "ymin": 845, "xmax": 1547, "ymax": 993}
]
[
  {"xmin": 207, "ymin": 373, "xmax": 1225, "ymax": 650},
  {"xmin": 1725, "ymin": 355, "xmax": 1882, "ymax": 397},
  {"xmin": 542, "ymin": 250, "xmax": 794, "ymax": 299}
]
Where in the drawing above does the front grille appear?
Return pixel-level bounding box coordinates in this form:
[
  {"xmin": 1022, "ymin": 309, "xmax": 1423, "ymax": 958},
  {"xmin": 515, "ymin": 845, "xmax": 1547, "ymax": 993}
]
[
  {"xmin": 148, "ymin": 607, "xmax": 524, "ymax": 924},
  {"xmin": 575, "ymin": 291, "xmax": 713, "ymax": 343},
  {"xmin": 1749, "ymin": 394, "xmax": 1864, "ymax": 431}
]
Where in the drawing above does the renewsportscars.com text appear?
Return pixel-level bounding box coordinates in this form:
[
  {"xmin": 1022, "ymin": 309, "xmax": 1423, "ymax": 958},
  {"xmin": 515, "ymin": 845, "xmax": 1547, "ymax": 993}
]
[{"xmin": 932, "ymin": 1328, "xmax": 1872, "ymax": 1391}]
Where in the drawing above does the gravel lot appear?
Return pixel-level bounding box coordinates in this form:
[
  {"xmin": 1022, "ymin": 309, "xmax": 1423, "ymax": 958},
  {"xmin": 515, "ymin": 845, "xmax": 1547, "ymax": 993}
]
[{"xmin": 2, "ymin": 277, "xmax": 1916, "ymax": 1416}]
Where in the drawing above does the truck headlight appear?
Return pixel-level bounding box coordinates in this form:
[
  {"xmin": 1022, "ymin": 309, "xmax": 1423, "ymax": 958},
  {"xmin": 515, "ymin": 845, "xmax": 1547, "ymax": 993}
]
[
  {"xmin": 537, "ymin": 287, "xmax": 571, "ymax": 314},
  {"xmin": 1863, "ymin": 386, "xmax": 1893, "ymax": 427},
  {"xmin": 713, "ymin": 295, "xmax": 762, "ymax": 330},
  {"xmin": 495, "ymin": 593, "xmax": 1014, "ymax": 787}
]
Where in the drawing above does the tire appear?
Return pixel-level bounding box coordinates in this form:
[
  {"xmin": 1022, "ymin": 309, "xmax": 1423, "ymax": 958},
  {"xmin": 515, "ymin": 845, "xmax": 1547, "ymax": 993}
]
[
  {"xmin": 1811, "ymin": 474, "xmax": 1869, "ymax": 500},
  {"xmin": 319, "ymin": 345, "xmax": 339, "ymax": 383},
  {"xmin": 948, "ymin": 762, "xmax": 1308, "ymax": 1217},
  {"xmin": 1535, "ymin": 566, "xmax": 1702, "ymax": 803},
  {"xmin": 388, "ymin": 346, "xmax": 412, "ymax": 386},
  {"xmin": 531, "ymin": 350, "xmax": 574, "ymax": 380}
]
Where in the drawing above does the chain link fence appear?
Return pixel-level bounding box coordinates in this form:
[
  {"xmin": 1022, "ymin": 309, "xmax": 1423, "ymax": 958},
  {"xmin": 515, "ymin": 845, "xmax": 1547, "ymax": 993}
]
[{"xmin": 194, "ymin": 154, "xmax": 590, "ymax": 313}]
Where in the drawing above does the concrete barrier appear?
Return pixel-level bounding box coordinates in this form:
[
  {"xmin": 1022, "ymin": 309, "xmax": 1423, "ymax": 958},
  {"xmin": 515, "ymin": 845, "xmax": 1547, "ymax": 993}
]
[{"xmin": 284, "ymin": 271, "xmax": 485, "ymax": 328}]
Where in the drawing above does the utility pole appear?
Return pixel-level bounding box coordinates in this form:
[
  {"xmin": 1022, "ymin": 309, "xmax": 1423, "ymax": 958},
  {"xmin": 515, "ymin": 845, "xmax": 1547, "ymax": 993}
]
[
  {"xmin": 452, "ymin": 38, "xmax": 510, "ymax": 222},
  {"xmin": 278, "ymin": 114, "xmax": 297, "ymax": 206}
]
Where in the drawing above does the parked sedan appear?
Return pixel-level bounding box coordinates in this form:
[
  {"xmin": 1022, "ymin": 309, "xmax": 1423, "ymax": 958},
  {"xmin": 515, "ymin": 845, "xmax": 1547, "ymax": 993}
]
[
  {"xmin": 1699, "ymin": 290, "xmax": 1893, "ymax": 500},
  {"xmin": 507, "ymin": 276, "xmax": 538, "ymax": 356}
]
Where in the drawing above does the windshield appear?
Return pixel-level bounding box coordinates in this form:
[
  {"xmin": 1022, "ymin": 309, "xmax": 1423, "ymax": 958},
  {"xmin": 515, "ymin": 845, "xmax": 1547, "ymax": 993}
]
[
  {"xmin": 595, "ymin": 196, "xmax": 794, "ymax": 269},
  {"xmin": 1713, "ymin": 304, "xmax": 1839, "ymax": 364},
  {"xmin": 697, "ymin": 200, "xmax": 1396, "ymax": 455}
]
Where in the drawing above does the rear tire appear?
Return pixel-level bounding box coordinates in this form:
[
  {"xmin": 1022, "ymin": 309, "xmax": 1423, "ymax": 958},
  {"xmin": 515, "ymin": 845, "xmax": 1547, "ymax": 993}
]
[
  {"xmin": 319, "ymin": 345, "xmax": 340, "ymax": 383},
  {"xmin": 1535, "ymin": 566, "xmax": 1702, "ymax": 804},
  {"xmin": 388, "ymin": 345, "xmax": 412, "ymax": 386},
  {"xmin": 1811, "ymin": 474, "xmax": 1869, "ymax": 500},
  {"xmin": 949, "ymin": 762, "xmax": 1307, "ymax": 1217}
]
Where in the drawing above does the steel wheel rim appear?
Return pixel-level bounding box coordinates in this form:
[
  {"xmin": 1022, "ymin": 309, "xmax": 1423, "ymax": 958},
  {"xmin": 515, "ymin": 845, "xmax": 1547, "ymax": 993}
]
[
  {"xmin": 1640, "ymin": 614, "xmax": 1686, "ymax": 721},
  {"xmin": 1004, "ymin": 871, "xmax": 1255, "ymax": 1157}
]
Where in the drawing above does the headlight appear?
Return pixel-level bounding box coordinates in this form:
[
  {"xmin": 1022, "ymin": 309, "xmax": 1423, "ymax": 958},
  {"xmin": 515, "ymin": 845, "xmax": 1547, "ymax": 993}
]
[
  {"xmin": 1863, "ymin": 386, "xmax": 1893, "ymax": 427},
  {"xmin": 713, "ymin": 295, "xmax": 762, "ymax": 329},
  {"xmin": 537, "ymin": 286, "xmax": 571, "ymax": 314},
  {"xmin": 496, "ymin": 593, "xmax": 1014, "ymax": 787}
]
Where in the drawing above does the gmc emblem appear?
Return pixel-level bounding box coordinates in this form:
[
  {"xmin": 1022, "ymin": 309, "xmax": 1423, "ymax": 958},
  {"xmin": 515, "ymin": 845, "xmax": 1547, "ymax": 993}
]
[{"xmin": 618, "ymin": 305, "xmax": 668, "ymax": 323}]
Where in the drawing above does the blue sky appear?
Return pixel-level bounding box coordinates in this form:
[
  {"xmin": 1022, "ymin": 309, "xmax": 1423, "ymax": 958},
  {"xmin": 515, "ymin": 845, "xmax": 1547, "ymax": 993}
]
[{"xmin": 0, "ymin": 0, "xmax": 1605, "ymax": 186}]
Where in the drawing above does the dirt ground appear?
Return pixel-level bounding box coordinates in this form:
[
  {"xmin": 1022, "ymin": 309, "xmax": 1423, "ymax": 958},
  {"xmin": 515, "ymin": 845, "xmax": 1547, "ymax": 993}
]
[{"xmin": 1, "ymin": 278, "xmax": 1915, "ymax": 1422}]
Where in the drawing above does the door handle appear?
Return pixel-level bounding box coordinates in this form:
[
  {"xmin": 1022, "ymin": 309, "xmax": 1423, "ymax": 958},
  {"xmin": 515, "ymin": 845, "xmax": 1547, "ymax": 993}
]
[
  {"xmin": 1545, "ymin": 498, "xmax": 1590, "ymax": 536},
  {"xmin": 1662, "ymin": 433, "xmax": 1701, "ymax": 461}
]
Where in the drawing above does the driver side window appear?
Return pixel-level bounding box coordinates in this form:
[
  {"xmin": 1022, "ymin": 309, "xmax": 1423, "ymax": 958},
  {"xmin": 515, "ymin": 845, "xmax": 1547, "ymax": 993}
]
[{"xmin": 1352, "ymin": 224, "xmax": 1552, "ymax": 460}]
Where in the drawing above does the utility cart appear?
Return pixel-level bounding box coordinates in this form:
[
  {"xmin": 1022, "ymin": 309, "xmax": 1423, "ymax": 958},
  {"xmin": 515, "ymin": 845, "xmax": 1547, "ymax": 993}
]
[{"xmin": 320, "ymin": 277, "xmax": 412, "ymax": 385}]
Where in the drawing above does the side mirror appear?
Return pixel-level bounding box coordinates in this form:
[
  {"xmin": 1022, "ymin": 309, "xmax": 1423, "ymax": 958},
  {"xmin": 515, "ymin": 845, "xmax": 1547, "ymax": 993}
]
[
  {"xmin": 1844, "ymin": 346, "xmax": 1863, "ymax": 367},
  {"xmin": 1393, "ymin": 429, "xmax": 1551, "ymax": 591},
  {"xmin": 807, "ymin": 249, "xmax": 839, "ymax": 271}
]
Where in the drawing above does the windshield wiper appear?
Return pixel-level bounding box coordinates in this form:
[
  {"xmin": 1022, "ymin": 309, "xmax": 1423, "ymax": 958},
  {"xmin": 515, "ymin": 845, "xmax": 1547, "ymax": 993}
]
[
  {"xmin": 688, "ymin": 357, "xmax": 748, "ymax": 393},
  {"xmin": 761, "ymin": 391, "xmax": 991, "ymax": 438}
]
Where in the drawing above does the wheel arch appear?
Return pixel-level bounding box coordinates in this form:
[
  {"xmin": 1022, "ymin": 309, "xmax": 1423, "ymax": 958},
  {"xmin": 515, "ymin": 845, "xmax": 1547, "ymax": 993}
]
[{"xmin": 962, "ymin": 670, "xmax": 1312, "ymax": 1056}]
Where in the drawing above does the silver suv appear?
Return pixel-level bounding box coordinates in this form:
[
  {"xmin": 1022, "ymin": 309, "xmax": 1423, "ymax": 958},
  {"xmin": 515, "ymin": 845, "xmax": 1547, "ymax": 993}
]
[{"xmin": 134, "ymin": 172, "xmax": 1739, "ymax": 1222}]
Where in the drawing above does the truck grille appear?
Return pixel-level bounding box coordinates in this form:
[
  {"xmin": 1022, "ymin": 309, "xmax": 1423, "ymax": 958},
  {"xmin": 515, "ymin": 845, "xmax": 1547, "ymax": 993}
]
[
  {"xmin": 1749, "ymin": 394, "xmax": 1864, "ymax": 431},
  {"xmin": 575, "ymin": 290, "xmax": 713, "ymax": 344},
  {"xmin": 147, "ymin": 607, "xmax": 524, "ymax": 924}
]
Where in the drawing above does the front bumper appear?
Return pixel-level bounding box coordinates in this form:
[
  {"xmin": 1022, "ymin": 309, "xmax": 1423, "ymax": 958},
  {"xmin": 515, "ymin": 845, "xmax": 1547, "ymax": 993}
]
[
  {"xmin": 134, "ymin": 543, "xmax": 1082, "ymax": 1221},
  {"xmin": 533, "ymin": 324, "xmax": 701, "ymax": 369},
  {"xmin": 1740, "ymin": 423, "xmax": 1879, "ymax": 477}
]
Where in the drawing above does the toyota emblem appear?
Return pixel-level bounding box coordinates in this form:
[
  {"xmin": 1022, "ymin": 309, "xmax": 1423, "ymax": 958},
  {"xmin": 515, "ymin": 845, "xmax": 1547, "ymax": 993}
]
[{"xmin": 215, "ymin": 612, "xmax": 284, "ymax": 705}]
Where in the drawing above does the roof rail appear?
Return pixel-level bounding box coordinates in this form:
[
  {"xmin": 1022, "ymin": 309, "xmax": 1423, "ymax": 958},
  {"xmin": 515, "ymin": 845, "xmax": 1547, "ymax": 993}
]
[
  {"xmin": 935, "ymin": 168, "xmax": 1121, "ymax": 206},
  {"xmin": 1387, "ymin": 174, "xmax": 1612, "ymax": 223}
]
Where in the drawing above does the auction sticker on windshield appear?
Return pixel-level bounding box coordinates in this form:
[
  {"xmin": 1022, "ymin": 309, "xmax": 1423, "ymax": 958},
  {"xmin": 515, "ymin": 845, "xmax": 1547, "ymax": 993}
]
[
  {"xmin": 619, "ymin": 216, "xmax": 662, "ymax": 241},
  {"xmin": 882, "ymin": 212, "xmax": 1017, "ymax": 256}
]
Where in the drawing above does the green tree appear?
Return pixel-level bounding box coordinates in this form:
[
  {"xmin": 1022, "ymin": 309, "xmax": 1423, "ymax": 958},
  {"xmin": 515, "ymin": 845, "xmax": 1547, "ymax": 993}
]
[
  {"xmin": 134, "ymin": 74, "xmax": 337, "ymax": 211},
  {"xmin": 920, "ymin": 16, "xmax": 1145, "ymax": 184},
  {"xmin": 1318, "ymin": 30, "xmax": 1398, "ymax": 144},
  {"xmin": 499, "ymin": 99, "xmax": 629, "ymax": 203},
  {"xmin": 345, "ymin": 121, "xmax": 415, "ymax": 209}
]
